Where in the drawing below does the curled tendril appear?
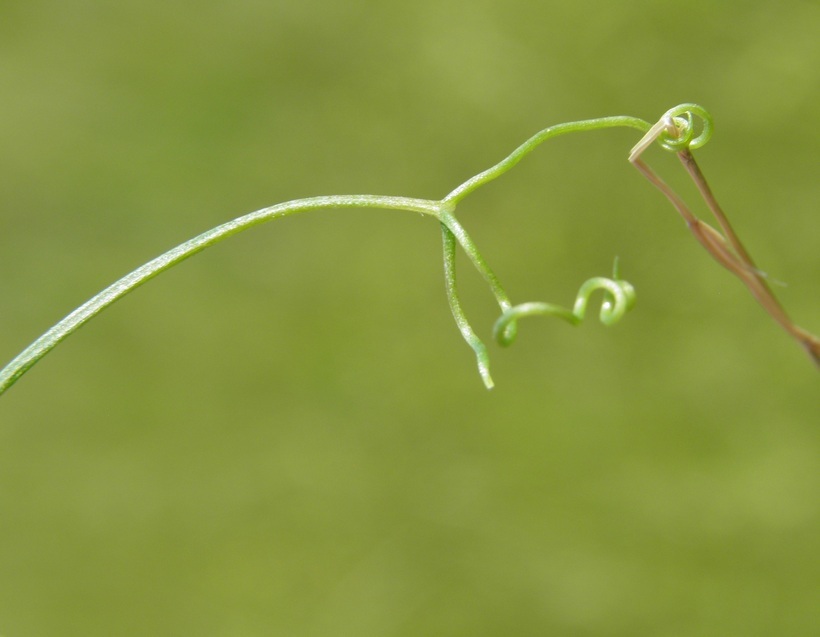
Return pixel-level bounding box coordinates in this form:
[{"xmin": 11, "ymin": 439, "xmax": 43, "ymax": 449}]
[
  {"xmin": 657, "ymin": 103, "xmax": 713, "ymax": 152},
  {"xmin": 492, "ymin": 275, "xmax": 636, "ymax": 348}
]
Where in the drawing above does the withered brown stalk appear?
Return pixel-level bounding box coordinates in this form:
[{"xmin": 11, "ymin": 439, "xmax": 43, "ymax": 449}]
[{"xmin": 630, "ymin": 118, "xmax": 820, "ymax": 367}]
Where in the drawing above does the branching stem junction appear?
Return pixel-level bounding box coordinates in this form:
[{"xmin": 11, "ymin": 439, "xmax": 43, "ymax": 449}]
[{"xmin": 1, "ymin": 104, "xmax": 816, "ymax": 396}]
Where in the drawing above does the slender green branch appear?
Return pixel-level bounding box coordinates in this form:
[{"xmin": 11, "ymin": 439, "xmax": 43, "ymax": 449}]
[
  {"xmin": 438, "ymin": 208, "xmax": 512, "ymax": 312},
  {"xmin": 0, "ymin": 110, "xmax": 658, "ymax": 396},
  {"xmin": 441, "ymin": 225, "xmax": 494, "ymax": 389},
  {"xmin": 444, "ymin": 115, "xmax": 650, "ymax": 205},
  {"xmin": 0, "ymin": 195, "xmax": 440, "ymax": 395}
]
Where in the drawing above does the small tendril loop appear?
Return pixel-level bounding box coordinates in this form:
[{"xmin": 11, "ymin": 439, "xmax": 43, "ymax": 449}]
[
  {"xmin": 657, "ymin": 103, "xmax": 713, "ymax": 152},
  {"xmin": 492, "ymin": 272, "xmax": 636, "ymax": 348},
  {"xmin": 574, "ymin": 277, "xmax": 636, "ymax": 325},
  {"xmin": 657, "ymin": 112, "xmax": 693, "ymax": 152}
]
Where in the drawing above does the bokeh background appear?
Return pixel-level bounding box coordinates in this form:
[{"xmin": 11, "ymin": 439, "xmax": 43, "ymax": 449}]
[{"xmin": 1, "ymin": 1, "xmax": 818, "ymax": 635}]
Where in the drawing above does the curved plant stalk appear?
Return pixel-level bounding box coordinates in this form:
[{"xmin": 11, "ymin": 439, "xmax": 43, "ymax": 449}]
[
  {"xmin": 441, "ymin": 224, "xmax": 494, "ymax": 388},
  {"xmin": 1, "ymin": 103, "xmax": 816, "ymax": 396},
  {"xmin": 0, "ymin": 195, "xmax": 441, "ymax": 394},
  {"xmin": 443, "ymin": 115, "xmax": 649, "ymax": 205}
]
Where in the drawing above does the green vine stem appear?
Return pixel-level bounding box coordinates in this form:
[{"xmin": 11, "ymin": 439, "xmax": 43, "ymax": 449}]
[
  {"xmin": 441, "ymin": 224, "xmax": 494, "ymax": 388},
  {"xmin": 0, "ymin": 195, "xmax": 442, "ymax": 394},
  {"xmin": 1, "ymin": 103, "xmax": 816, "ymax": 396},
  {"xmin": 443, "ymin": 116, "xmax": 648, "ymax": 205}
]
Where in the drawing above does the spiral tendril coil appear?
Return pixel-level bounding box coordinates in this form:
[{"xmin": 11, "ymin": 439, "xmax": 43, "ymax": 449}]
[{"xmin": 492, "ymin": 275, "xmax": 636, "ymax": 348}]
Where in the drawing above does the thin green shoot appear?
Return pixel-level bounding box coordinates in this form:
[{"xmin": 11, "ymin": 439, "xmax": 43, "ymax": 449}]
[{"xmin": 1, "ymin": 104, "xmax": 816, "ymax": 397}]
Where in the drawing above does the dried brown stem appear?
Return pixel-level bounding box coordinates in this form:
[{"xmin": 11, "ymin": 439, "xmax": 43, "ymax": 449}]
[
  {"xmin": 677, "ymin": 150, "xmax": 757, "ymax": 268},
  {"xmin": 630, "ymin": 135, "xmax": 820, "ymax": 367}
]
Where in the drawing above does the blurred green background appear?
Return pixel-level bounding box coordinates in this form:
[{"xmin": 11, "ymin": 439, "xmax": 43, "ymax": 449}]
[{"xmin": 1, "ymin": 1, "xmax": 818, "ymax": 635}]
